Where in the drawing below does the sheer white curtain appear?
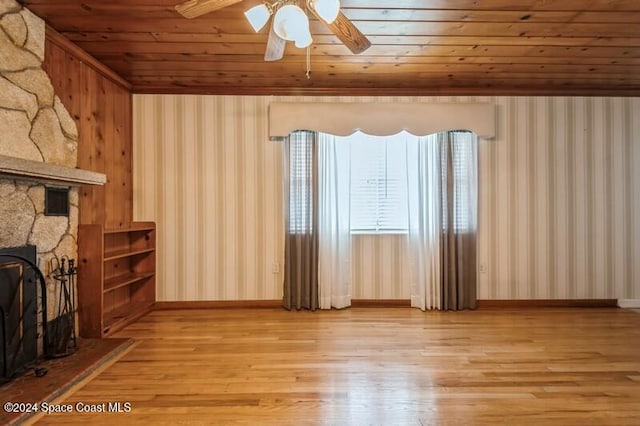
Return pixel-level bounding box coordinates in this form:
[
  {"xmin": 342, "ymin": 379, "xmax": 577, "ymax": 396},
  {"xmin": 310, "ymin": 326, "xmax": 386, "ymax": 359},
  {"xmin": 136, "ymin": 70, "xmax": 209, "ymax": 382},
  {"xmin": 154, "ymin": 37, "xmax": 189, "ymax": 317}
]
[
  {"xmin": 406, "ymin": 134, "xmax": 442, "ymax": 310},
  {"xmin": 318, "ymin": 133, "xmax": 352, "ymax": 309}
]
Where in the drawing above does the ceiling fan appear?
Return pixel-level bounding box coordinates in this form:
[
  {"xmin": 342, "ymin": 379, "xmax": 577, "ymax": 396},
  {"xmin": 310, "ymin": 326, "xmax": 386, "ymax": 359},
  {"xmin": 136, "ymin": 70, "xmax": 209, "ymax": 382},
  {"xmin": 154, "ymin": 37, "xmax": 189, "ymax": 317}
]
[{"xmin": 174, "ymin": 0, "xmax": 372, "ymax": 62}]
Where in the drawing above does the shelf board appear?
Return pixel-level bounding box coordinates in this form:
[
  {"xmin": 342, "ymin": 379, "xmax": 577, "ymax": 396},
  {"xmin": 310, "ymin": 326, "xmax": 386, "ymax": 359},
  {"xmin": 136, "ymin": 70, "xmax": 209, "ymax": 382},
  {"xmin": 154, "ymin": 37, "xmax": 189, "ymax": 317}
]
[
  {"xmin": 103, "ymin": 301, "xmax": 154, "ymax": 335},
  {"xmin": 104, "ymin": 247, "xmax": 154, "ymax": 262},
  {"xmin": 105, "ymin": 226, "xmax": 155, "ymax": 234},
  {"xmin": 104, "ymin": 271, "xmax": 154, "ymax": 293}
]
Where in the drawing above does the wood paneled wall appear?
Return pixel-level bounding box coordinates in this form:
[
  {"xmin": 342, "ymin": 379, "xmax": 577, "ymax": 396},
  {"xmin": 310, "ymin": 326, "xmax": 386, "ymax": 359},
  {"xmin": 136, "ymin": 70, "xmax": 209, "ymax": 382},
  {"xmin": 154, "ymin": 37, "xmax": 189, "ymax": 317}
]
[
  {"xmin": 133, "ymin": 95, "xmax": 640, "ymax": 302},
  {"xmin": 42, "ymin": 27, "xmax": 133, "ymax": 229}
]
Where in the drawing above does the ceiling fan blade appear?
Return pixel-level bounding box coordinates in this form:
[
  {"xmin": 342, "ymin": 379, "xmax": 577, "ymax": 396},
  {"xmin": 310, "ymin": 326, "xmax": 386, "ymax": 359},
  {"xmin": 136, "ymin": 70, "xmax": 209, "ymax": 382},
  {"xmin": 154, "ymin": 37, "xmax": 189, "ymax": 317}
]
[
  {"xmin": 312, "ymin": 10, "xmax": 371, "ymax": 55},
  {"xmin": 175, "ymin": 0, "xmax": 244, "ymax": 19},
  {"xmin": 264, "ymin": 22, "xmax": 285, "ymax": 62}
]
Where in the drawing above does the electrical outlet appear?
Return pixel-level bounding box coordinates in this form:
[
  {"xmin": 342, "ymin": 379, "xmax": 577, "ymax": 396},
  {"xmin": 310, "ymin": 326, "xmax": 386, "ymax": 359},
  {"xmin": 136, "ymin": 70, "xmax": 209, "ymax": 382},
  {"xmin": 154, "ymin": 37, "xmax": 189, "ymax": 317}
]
[
  {"xmin": 272, "ymin": 262, "xmax": 280, "ymax": 274},
  {"xmin": 479, "ymin": 263, "xmax": 487, "ymax": 274}
]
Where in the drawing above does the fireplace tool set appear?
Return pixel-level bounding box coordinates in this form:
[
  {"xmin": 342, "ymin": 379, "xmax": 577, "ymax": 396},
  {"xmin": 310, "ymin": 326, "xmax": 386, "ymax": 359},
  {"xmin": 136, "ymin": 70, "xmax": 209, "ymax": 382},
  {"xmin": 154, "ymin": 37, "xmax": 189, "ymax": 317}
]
[{"xmin": 47, "ymin": 256, "xmax": 77, "ymax": 357}]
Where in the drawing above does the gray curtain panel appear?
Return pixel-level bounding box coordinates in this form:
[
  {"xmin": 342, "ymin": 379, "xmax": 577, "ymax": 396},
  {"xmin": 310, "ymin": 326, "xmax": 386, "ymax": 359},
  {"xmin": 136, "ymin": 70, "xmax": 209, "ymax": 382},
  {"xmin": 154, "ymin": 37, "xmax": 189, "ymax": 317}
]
[
  {"xmin": 440, "ymin": 131, "xmax": 478, "ymax": 310},
  {"xmin": 283, "ymin": 131, "xmax": 319, "ymax": 311}
]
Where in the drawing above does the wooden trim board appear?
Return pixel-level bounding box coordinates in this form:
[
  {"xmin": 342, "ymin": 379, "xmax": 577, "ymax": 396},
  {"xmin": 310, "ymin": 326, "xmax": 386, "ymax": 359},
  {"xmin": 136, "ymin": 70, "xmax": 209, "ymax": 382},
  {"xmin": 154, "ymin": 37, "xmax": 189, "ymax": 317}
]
[
  {"xmin": 351, "ymin": 299, "xmax": 412, "ymax": 308},
  {"xmin": 155, "ymin": 300, "xmax": 412, "ymax": 309},
  {"xmin": 45, "ymin": 25, "xmax": 132, "ymax": 90},
  {"xmin": 154, "ymin": 300, "xmax": 282, "ymax": 309},
  {"xmin": 476, "ymin": 299, "xmax": 618, "ymax": 308},
  {"xmin": 155, "ymin": 299, "xmax": 619, "ymax": 310}
]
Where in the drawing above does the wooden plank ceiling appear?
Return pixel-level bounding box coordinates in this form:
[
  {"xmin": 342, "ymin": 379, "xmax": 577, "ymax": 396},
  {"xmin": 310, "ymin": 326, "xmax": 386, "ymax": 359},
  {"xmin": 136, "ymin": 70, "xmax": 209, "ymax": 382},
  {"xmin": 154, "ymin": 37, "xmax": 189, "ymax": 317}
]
[{"xmin": 21, "ymin": 0, "xmax": 640, "ymax": 96}]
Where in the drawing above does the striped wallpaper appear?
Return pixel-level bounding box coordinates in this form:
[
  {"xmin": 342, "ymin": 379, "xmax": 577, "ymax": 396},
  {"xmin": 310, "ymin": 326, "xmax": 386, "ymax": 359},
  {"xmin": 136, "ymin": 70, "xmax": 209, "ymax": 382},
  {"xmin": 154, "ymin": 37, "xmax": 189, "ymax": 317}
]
[
  {"xmin": 351, "ymin": 235, "xmax": 410, "ymax": 299},
  {"xmin": 133, "ymin": 95, "xmax": 640, "ymax": 302}
]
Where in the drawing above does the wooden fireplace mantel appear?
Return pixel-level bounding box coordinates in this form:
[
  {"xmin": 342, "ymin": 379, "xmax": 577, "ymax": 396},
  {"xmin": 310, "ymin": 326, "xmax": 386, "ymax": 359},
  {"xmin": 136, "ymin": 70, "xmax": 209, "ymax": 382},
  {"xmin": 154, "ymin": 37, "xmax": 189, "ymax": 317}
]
[{"xmin": 0, "ymin": 154, "xmax": 106, "ymax": 186}]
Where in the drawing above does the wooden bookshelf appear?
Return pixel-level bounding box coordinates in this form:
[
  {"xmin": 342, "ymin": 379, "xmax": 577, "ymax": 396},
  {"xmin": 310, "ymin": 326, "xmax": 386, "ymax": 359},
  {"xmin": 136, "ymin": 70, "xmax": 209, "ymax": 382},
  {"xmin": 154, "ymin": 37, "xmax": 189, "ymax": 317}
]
[{"xmin": 77, "ymin": 222, "xmax": 156, "ymax": 338}]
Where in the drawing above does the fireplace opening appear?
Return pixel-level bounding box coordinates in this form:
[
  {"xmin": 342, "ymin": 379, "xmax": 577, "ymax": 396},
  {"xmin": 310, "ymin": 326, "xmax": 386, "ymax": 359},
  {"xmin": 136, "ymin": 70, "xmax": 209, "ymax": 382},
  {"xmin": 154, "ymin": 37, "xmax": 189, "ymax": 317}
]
[
  {"xmin": 0, "ymin": 245, "xmax": 45, "ymax": 383},
  {"xmin": 0, "ymin": 245, "xmax": 80, "ymax": 383}
]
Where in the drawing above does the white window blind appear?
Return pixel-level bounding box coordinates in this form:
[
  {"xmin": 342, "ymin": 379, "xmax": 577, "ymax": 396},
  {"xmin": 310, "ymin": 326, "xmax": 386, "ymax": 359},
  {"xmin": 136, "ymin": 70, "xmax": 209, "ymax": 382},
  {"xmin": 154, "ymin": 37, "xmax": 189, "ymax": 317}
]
[{"xmin": 344, "ymin": 132, "xmax": 409, "ymax": 233}]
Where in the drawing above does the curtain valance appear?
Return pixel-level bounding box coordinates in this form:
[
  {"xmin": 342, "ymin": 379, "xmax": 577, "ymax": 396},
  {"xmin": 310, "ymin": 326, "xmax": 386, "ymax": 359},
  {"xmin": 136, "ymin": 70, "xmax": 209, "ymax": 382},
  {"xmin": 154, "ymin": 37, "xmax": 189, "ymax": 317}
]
[{"xmin": 269, "ymin": 102, "xmax": 496, "ymax": 140}]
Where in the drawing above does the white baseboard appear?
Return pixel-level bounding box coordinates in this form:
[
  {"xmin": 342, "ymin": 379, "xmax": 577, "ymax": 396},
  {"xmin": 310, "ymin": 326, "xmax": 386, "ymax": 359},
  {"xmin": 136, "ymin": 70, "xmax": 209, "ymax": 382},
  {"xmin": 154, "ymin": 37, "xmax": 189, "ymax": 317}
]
[{"xmin": 617, "ymin": 299, "xmax": 640, "ymax": 308}]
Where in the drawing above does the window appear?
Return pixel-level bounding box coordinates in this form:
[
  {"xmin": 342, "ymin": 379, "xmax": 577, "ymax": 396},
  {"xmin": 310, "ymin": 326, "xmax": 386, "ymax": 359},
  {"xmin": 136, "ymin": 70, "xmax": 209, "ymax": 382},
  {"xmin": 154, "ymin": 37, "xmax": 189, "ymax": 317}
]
[
  {"xmin": 440, "ymin": 131, "xmax": 476, "ymax": 233},
  {"xmin": 338, "ymin": 132, "xmax": 409, "ymax": 233},
  {"xmin": 287, "ymin": 131, "xmax": 315, "ymax": 233},
  {"xmin": 287, "ymin": 130, "xmax": 476, "ymax": 236}
]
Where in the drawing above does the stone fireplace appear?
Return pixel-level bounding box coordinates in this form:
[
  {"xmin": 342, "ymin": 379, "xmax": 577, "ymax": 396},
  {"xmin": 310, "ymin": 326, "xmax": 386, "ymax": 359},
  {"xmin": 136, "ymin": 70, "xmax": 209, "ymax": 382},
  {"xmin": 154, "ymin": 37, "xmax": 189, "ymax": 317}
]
[
  {"xmin": 1, "ymin": 0, "xmax": 79, "ymax": 318},
  {"xmin": 0, "ymin": 0, "xmax": 104, "ymax": 342}
]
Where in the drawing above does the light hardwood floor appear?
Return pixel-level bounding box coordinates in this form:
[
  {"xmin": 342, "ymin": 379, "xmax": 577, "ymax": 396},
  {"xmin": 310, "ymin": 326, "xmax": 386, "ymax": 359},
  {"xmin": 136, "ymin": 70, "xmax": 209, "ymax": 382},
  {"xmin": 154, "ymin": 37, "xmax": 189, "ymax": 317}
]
[{"xmin": 36, "ymin": 308, "xmax": 640, "ymax": 425}]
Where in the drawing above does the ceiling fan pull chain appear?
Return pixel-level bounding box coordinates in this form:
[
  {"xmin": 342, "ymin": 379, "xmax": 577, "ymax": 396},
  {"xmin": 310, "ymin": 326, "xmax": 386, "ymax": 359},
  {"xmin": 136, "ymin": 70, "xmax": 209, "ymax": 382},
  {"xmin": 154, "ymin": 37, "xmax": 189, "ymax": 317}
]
[{"xmin": 303, "ymin": 0, "xmax": 311, "ymax": 80}]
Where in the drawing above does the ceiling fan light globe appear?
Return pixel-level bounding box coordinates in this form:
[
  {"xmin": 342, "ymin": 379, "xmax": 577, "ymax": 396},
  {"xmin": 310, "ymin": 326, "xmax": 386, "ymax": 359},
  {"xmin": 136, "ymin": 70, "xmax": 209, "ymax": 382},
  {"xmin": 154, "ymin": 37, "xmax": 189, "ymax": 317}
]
[
  {"xmin": 294, "ymin": 31, "xmax": 313, "ymax": 48},
  {"xmin": 312, "ymin": 0, "xmax": 340, "ymax": 23},
  {"xmin": 274, "ymin": 4, "xmax": 309, "ymax": 41},
  {"xmin": 244, "ymin": 4, "xmax": 271, "ymax": 32}
]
